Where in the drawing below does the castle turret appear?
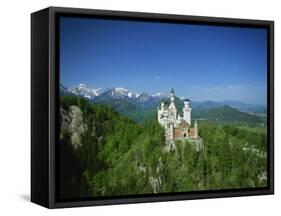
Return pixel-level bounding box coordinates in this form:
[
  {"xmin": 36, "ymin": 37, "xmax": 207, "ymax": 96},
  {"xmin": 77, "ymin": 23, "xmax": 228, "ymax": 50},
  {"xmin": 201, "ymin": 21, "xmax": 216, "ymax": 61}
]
[
  {"xmin": 168, "ymin": 88, "xmax": 177, "ymax": 124},
  {"xmin": 183, "ymin": 98, "xmax": 191, "ymax": 125},
  {"xmin": 170, "ymin": 88, "xmax": 175, "ymax": 103}
]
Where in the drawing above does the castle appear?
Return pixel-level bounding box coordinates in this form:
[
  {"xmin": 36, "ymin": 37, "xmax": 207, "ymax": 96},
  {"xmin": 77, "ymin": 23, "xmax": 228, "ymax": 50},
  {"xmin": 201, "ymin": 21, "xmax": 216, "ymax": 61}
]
[{"xmin": 157, "ymin": 88, "xmax": 203, "ymax": 151}]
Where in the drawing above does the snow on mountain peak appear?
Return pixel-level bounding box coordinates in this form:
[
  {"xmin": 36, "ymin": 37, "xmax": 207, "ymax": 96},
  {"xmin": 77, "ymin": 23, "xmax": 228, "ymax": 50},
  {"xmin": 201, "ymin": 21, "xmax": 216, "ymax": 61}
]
[
  {"xmin": 115, "ymin": 87, "xmax": 127, "ymax": 91},
  {"xmin": 114, "ymin": 87, "xmax": 140, "ymax": 98},
  {"xmin": 77, "ymin": 83, "xmax": 87, "ymax": 88},
  {"xmin": 152, "ymin": 92, "xmax": 165, "ymax": 97},
  {"xmin": 69, "ymin": 83, "xmax": 103, "ymax": 99},
  {"xmin": 63, "ymin": 83, "xmax": 169, "ymax": 102},
  {"xmin": 115, "ymin": 87, "xmax": 129, "ymax": 94}
]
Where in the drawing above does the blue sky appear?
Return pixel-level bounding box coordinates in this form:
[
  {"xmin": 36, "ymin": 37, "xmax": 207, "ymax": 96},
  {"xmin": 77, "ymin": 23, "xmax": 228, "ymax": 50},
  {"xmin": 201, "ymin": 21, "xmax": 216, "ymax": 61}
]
[{"xmin": 60, "ymin": 16, "xmax": 267, "ymax": 105}]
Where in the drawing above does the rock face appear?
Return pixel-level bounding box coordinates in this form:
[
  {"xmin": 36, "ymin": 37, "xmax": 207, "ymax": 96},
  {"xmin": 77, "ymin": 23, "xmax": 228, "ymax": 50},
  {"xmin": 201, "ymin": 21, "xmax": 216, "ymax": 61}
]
[
  {"xmin": 60, "ymin": 105, "xmax": 86, "ymax": 149},
  {"xmin": 149, "ymin": 176, "xmax": 161, "ymax": 194},
  {"xmin": 139, "ymin": 157, "xmax": 163, "ymax": 194}
]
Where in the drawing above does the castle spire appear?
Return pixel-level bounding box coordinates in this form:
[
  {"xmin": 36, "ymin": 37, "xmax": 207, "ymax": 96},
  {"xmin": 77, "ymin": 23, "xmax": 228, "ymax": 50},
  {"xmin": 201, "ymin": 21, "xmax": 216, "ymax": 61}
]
[{"xmin": 170, "ymin": 88, "xmax": 175, "ymax": 103}]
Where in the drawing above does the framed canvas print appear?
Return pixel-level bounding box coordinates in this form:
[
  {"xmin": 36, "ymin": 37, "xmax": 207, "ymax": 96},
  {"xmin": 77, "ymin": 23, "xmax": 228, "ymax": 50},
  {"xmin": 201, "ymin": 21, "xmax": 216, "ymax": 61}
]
[{"xmin": 31, "ymin": 7, "xmax": 274, "ymax": 208}]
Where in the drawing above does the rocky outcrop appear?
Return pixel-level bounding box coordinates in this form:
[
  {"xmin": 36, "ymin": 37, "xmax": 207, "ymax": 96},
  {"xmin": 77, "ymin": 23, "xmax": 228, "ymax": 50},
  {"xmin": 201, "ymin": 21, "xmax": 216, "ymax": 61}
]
[
  {"xmin": 60, "ymin": 105, "xmax": 86, "ymax": 149},
  {"xmin": 138, "ymin": 157, "xmax": 163, "ymax": 193},
  {"xmin": 149, "ymin": 176, "xmax": 161, "ymax": 194}
]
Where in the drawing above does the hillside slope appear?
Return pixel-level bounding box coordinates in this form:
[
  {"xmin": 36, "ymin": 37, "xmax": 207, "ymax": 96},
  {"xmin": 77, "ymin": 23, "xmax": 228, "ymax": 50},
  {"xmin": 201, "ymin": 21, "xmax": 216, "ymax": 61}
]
[{"xmin": 58, "ymin": 95, "xmax": 267, "ymax": 200}]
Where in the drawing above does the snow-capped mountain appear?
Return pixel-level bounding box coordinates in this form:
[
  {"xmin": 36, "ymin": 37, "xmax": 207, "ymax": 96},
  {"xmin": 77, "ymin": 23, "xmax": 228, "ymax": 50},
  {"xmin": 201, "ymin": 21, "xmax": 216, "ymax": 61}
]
[
  {"xmin": 135, "ymin": 92, "xmax": 161, "ymax": 108},
  {"xmin": 69, "ymin": 83, "xmax": 103, "ymax": 99},
  {"xmin": 137, "ymin": 92, "xmax": 151, "ymax": 103},
  {"xmin": 113, "ymin": 87, "xmax": 139, "ymax": 99},
  {"xmin": 60, "ymin": 83, "xmax": 266, "ymax": 114},
  {"xmin": 61, "ymin": 83, "xmax": 167, "ymax": 108},
  {"xmin": 152, "ymin": 92, "xmax": 167, "ymax": 99},
  {"xmin": 94, "ymin": 88, "xmax": 162, "ymax": 109},
  {"xmin": 96, "ymin": 88, "xmax": 132, "ymax": 101}
]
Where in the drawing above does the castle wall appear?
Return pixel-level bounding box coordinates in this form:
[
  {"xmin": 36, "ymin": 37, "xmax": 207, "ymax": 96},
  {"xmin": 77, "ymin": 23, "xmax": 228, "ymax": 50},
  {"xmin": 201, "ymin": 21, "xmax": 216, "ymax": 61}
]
[{"xmin": 183, "ymin": 107, "xmax": 191, "ymax": 125}]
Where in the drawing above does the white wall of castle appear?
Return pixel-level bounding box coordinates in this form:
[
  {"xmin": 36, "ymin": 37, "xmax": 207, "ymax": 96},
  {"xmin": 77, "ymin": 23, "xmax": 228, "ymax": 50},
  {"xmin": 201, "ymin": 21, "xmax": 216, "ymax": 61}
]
[
  {"xmin": 183, "ymin": 107, "xmax": 191, "ymax": 125},
  {"xmin": 182, "ymin": 101, "xmax": 191, "ymax": 125}
]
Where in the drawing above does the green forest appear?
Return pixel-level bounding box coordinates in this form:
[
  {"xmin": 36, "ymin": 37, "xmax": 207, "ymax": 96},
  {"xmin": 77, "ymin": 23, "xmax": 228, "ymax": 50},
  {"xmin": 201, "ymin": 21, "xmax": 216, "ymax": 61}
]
[{"xmin": 59, "ymin": 95, "xmax": 267, "ymax": 200}]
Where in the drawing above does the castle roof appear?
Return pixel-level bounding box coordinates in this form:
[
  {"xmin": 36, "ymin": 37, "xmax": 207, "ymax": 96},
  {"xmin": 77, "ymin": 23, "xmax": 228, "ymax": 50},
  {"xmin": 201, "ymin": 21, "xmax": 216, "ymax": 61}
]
[
  {"xmin": 184, "ymin": 98, "xmax": 190, "ymax": 102},
  {"xmin": 179, "ymin": 120, "xmax": 190, "ymax": 128},
  {"xmin": 170, "ymin": 88, "xmax": 174, "ymax": 94}
]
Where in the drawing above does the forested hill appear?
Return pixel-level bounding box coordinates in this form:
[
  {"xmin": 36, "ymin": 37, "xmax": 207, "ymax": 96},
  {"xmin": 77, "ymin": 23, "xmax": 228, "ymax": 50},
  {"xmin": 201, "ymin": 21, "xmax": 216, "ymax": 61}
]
[
  {"xmin": 59, "ymin": 95, "xmax": 165, "ymax": 199},
  {"xmin": 192, "ymin": 105, "xmax": 265, "ymax": 124},
  {"xmin": 59, "ymin": 95, "xmax": 267, "ymax": 200}
]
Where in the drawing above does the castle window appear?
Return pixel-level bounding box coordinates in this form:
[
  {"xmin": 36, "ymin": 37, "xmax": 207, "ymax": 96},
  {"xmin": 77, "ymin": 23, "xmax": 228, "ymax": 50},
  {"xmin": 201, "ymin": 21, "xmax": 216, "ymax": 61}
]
[{"xmin": 184, "ymin": 133, "xmax": 186, "ymax": 137}]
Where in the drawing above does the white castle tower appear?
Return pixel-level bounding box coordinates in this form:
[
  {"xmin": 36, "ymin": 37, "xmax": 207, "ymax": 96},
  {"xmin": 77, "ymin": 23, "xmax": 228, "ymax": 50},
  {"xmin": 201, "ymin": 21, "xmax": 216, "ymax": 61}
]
[
  {"xmin": 168, "ymin": 88, "xmax": 177, "ymax": 124},
  {"xmin": 183, "ymin": 98, "xmax": 191, "ymax": 125},
  {"xmin": 157, "ymin": 101, "xmax": 167, "ymax": 127}
]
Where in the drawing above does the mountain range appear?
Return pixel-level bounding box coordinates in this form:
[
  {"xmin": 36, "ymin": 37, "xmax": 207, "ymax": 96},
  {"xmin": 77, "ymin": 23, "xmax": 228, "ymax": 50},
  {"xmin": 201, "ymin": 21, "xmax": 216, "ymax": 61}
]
[
  {"xmin": 61, "ymin": 83, "xmax": 167, "ymax": 109},
  {"xmin": 60, "ymin": 83, "xmax": 266, "ymax": 124},
  {"xmin": 61, "ymin": 83, "xmax": 265, "ymax": 111}
]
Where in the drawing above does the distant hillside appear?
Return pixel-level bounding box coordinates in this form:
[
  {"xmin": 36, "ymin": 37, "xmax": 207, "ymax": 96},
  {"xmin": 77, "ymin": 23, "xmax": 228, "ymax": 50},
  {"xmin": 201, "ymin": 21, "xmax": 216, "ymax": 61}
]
[
  {"xmin": 192, "ymin": 105, "xmax": 264, "ymax": 124},
  {"xmin": 86, "ymin": 97, "xmax": 265, "ymax": 125},
  {"xmin": 60, "ymin": 83, "xmax": 266, "ymax": 124},
  {"xmin": 91, "ymin": 98, "xmax": 139, "ymax": 114},
  {"xmin": 191, "ymin": 100, "xmax": 266, "ymax": 113},
  {"xmin": 91, "ymin": 99, "xmax": 157, "ymax": 122}
]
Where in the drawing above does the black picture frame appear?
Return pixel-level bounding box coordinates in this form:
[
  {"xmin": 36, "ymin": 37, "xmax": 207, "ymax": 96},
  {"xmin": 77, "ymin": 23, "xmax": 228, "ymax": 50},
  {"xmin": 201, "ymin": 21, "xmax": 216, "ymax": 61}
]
[{"xmin": 31, "ymin": 6, "xmax": 274, "ymax": 209}]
